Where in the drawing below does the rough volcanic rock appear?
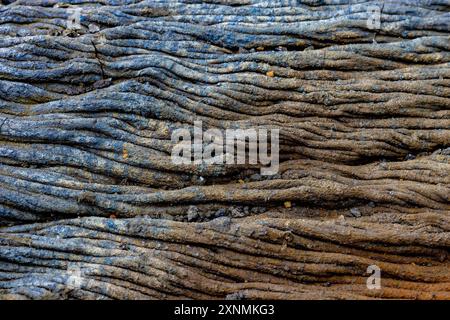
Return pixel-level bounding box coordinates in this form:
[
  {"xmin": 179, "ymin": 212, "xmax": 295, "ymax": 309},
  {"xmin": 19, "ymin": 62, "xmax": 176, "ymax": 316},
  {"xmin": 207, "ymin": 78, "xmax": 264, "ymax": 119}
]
[{"xmin": 0, "ymin": 0, "xmax": 449, "ymax": 300}]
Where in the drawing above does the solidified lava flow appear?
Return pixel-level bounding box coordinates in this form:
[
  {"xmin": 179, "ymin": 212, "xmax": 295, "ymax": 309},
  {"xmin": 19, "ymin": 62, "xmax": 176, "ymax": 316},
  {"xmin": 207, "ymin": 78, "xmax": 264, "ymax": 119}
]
[{"xmin": 0, "ymin": 0, "xmax": 449, "ymax": 300}]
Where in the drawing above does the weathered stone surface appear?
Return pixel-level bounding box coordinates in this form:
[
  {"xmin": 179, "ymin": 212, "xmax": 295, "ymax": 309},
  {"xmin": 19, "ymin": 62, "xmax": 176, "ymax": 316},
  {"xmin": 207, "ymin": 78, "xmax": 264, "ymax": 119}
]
[{"xmin": 0, "ymin": 0, "xmax": 449, "ymax": 299}]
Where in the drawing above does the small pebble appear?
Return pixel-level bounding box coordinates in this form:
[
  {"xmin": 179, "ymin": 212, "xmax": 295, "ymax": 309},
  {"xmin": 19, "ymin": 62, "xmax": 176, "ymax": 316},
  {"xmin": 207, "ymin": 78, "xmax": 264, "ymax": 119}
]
[
  {"xmin": 230, "ymin": 206, "xmax": 245, "ymax": 218},
  {"xmin": 215, "ymin": 208, "xmax": 226, "ymax": 217},
  {"xmin": 350, "ymin": 208, "xmax": 362, "ymax": 217},
  {"xmin": 187, "ymin": 206, "xmax": 199, "ymax": 221}
]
